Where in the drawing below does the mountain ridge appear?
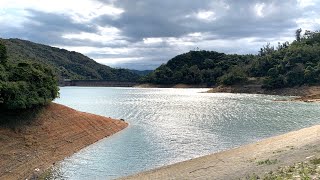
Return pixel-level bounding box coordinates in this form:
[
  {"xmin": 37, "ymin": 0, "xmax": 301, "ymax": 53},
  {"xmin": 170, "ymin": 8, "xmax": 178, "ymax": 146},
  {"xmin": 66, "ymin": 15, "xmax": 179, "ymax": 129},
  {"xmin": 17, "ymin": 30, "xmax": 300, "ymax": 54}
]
[{"xmin": 0, "ymin": 38, "xmax": 140, "ymax": 82}]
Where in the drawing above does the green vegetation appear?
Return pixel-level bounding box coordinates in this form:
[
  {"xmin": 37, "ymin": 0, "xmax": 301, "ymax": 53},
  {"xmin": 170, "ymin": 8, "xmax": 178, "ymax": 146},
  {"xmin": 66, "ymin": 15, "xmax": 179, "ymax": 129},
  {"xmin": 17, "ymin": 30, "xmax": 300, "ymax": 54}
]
[
  {"xmin": 310, "ymin": 158, "xmax": 320, "ymax": 165},
  {"xmin": 129, "ymin": 69, "xmax": 153, "ymax": 76},
  {"xmin": 0, "ymin": 38, "xmax": 140, "ymax": 82},
  {"xmin": 142, "ymin": 51, "xmax": 253, "ymax": 86},
  {"xmin": 36, "ymin": 166, "xmax": 64, "ymax": 180},
  {"xmin": 257, "ymin": 159, "xmax": 278, "ymax": 165},
  {"xmin": 245, "ymin": 158, "xmax": 320, "ymax": 180},
  {"xmin": 0, "ymin": 42, "xmax": 59, "ymax": 110},
  {"xmin": 143, "ymin": 30, "xmax": 320, "ymax": 89}
]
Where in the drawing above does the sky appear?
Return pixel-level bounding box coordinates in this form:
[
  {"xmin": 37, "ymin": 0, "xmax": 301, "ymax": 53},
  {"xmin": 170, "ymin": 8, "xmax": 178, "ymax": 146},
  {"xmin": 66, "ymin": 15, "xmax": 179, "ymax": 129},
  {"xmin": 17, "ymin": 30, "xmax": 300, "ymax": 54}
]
[{"xmin": 1, "ymin": 0, "xmax": 320, "ymax": 70}]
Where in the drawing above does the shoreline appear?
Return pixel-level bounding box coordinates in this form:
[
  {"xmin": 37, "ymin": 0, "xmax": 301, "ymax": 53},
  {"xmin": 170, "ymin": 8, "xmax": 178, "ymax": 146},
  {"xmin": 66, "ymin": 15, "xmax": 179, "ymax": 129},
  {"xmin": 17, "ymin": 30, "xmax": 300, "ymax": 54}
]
[
  {"xmin": 137, "ymin": 83, "xmax": 320, "ymax": 102},
  {"xmin": 207, "ymin": 84, "xmax": 320, "ymax": 96},
  {"xmin": 2, "ymin": 87, "xmax": 317, "ymax": 179},
  {"xmin": 122, "ymin": 124, "xmax": 320, "ymax": 179},
  {"xmin": 0, "ymin": 103, "xmax": 128, "ymax": 180},
  {"xmin": 134, "ymin": 83, "xmax": 211, "ymax": 88}
]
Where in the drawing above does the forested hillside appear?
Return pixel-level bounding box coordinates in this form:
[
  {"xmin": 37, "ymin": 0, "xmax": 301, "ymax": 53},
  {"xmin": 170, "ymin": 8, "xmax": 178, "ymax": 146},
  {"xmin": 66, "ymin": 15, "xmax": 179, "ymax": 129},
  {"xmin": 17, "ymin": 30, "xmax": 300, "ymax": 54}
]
[
  {"xmin": 0, "ymin": 43, "xmax": 59, "ymax": 109},
  {"xmin": 0, "ymin": 38, "xmax": 140, "ymax": 82},
  {"xmin": 143, "ymin": 30, "xmax": 320, "ymax": 89},
  {"xmin": 129, "ymin": 69, "xmax": 153, "ymax": 76}
]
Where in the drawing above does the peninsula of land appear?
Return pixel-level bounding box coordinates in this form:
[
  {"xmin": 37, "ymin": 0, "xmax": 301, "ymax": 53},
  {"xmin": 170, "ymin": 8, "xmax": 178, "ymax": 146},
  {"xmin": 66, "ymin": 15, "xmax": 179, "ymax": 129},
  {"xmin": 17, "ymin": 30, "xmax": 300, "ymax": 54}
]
[{"xmin": 0, "ymin": 103, "xmax": 128, "ymax": 180}]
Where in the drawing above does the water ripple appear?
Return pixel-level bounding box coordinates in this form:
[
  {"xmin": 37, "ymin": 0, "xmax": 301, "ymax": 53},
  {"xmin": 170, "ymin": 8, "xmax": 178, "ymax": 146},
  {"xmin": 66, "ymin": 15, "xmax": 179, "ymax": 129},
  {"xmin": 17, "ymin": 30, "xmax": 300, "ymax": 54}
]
[{"xmin": 53, "ymin": 87, "xmax": 320, "ymax": 180}]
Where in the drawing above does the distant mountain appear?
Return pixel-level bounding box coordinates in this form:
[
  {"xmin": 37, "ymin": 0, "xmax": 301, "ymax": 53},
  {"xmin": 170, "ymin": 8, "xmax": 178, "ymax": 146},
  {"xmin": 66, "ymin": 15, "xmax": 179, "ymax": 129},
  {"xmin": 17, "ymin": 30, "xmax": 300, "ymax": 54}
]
[
  {"xmin": 0, "ymin": 38, "xmax": 140, "ymax": 82},
  {"xmin": 129, "ymin": 69, "xmax": 153, "ymax": 76}
]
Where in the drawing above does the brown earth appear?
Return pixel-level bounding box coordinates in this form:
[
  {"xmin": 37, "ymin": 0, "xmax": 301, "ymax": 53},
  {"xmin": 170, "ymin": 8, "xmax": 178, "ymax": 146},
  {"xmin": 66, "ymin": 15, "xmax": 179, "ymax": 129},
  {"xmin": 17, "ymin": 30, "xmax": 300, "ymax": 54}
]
[
  {"xmin": 293, "ymin": 86, "xmax": 320, "ymax": 102},
  {"xmin": 0, "ymin": 103, "xmax": 128, "ymax": 180},
  {"xmin": 207, "ymin": 85, "xmax": 318, "ymax": 96},
  {"xmin": 208, "ymin": 85, "xmax": 320, "ymax": 102},
  {"xmin": 122, "ymin": 124, "xmax": 320, "ymax": 180}
]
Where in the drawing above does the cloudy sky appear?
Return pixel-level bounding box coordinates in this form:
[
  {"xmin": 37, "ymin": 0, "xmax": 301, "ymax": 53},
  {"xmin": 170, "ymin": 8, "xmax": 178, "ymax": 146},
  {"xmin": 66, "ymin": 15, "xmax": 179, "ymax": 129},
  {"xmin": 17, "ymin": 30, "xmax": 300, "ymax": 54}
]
[{"xmin": 1, "ymin": 0, "xmax": 320, "ymax": 70}]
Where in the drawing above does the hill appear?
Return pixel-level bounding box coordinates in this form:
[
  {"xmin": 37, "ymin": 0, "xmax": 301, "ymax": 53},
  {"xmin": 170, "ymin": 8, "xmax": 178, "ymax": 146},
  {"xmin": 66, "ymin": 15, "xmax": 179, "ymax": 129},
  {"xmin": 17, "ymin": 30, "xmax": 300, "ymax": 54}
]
[
  {"xmin": 129, "ymin": 69, "xmax": 153, "ymax": 76},
  {"xmin": 143, "ymin": 30, "xmax": 320, "ymax": 89},
  {"xmin": 0, "ymin": 103, "xmax": 128, "ymax": 179},
  {"xmin": 0, "ymin": 38, "xmax": 140, "ymax": 82},
  {"xmin": 142, "ymin": 50, "xmax": 253, "ymax": 86}
]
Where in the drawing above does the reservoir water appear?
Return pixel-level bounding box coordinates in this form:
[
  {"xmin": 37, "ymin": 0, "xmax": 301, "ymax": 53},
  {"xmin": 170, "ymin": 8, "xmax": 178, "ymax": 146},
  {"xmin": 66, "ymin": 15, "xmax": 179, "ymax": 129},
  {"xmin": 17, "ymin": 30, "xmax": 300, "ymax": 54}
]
[{"xmin": 53, "ymin": 87, "xmax": 320, "ymax": 179}]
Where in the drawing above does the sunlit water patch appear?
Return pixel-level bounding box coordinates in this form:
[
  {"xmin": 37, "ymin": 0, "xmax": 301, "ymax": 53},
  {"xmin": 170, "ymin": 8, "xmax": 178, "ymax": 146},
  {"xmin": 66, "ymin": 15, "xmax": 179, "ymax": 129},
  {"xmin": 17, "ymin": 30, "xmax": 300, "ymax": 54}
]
[{"xmin": 52, "ymin": 87, "xmax": 320, "ymax": 179}]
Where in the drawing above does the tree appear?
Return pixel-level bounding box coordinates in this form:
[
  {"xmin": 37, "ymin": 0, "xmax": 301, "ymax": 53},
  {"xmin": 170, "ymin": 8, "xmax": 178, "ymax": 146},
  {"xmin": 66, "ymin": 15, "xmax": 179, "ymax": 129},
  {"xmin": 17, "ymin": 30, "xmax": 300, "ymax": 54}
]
[
  {"xmin": 304, "ymin": 66, "xmax": 318, "ymax": 84},
  {"xmin": 219, "ymin": 66, "xmax": 247, "ymax": 85},
  {"xmin": 0, "ymin": 43, "xmax": 59, "ymax": 110},
  {"xmin": 295, "ymin": 28, "xmax": 302, "ymax": 42},
  {"xmin": 263, "ymin": 75, "xmax": 286, "ymax": 89},
  {"xmin": 153, "ymin": 65, "xmax": 173, "ymax": 84},
  {"xmin": 285, "ymin": 66, "xmax": 304, "ymax": 87},
  {"xmin": 188, "ymin": 65, "xmax": 202, "ymax": 84},
  {"xmin": 0, "ymin": 43, "xmax": 7, "ymax": 65},
  {"xmin": 258, "ymin": 43, "xmax": 275, "ymax": 56},
  {"xmin": 144, "ymin": 29, "xmax": 320, "ymax": 89}
]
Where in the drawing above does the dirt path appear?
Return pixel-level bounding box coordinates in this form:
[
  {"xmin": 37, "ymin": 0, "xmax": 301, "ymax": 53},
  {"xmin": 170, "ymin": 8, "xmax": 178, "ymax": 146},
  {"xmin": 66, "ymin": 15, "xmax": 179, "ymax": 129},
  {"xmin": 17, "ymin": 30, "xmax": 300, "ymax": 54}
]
[
  {"xmin": 0, "ymin": 103, "xmax": 128, "ymax": 180},
  {"xmin": 122, "ymin": 124, "xmax": 320, "ymax": 180}
]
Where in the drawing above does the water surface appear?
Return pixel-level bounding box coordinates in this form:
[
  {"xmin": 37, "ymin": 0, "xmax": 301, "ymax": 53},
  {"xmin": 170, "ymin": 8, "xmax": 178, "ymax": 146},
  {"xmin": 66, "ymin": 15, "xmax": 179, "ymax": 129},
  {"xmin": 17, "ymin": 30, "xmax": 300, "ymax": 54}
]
[{"xmin": 53, "ymin": 87, "xmax": 320, "ymax": 179}]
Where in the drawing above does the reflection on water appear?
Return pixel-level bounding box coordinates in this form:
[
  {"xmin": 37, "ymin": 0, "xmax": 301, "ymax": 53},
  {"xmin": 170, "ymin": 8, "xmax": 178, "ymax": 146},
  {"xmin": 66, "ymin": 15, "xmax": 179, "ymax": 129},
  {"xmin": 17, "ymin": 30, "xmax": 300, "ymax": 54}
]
[{"xmin": 53, "ymin": 87, "xmax": 320, "ymax": 179}]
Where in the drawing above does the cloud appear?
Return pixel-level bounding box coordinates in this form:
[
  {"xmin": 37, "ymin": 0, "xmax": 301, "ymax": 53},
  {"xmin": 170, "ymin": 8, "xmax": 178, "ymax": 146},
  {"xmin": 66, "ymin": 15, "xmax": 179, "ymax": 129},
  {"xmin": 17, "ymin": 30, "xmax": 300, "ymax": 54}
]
[
  {"xmin": 96, "ymin": 0, "xmax": 301, "ymax": 41},
  {"xmin": 1, "ymin": 0, "xmax": 320, "ymax": 70},
  {"xmin": 1, "ymin": 9, "xmax": 98, "ymax": 46},
  {"xmin": 0, "ymin": 0, "xmax": 123, "ymax": 22}
]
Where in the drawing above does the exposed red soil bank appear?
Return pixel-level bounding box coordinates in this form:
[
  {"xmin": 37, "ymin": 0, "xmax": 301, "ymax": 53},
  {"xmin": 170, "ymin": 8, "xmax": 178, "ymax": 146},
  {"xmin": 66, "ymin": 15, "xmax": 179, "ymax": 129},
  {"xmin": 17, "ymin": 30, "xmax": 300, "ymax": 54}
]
[{"xmin": 0, "ymin": 103, "xmax": 128, "ymax": 180}]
